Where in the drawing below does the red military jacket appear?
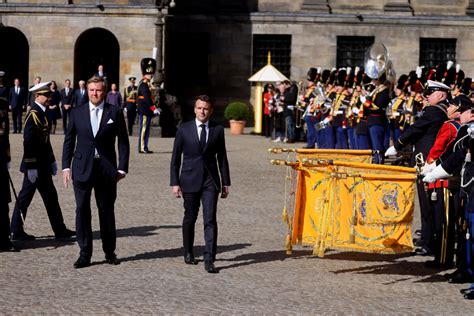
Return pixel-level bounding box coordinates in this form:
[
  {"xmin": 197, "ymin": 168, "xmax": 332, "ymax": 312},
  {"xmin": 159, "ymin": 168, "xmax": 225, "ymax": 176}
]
[{"xmin": 426, "ymin": 119, "xmax": 461, "ymax": 189}]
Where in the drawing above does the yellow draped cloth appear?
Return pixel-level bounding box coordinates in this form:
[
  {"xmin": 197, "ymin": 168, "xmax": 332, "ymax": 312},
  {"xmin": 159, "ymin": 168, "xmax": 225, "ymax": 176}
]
[{"xmin": 289, "ymin": 158, "xmax": 416, "ymax": 257}]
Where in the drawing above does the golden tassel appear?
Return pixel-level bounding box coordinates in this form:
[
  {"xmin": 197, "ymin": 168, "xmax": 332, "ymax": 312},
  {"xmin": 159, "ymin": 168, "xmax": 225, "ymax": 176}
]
[
  {"xmin": 285, "ymin": 234, "xmax": 292, "ymax": 255},
  {"xmin": 282, "ymin": 206, "xmax": 288, "ymax": 223}
]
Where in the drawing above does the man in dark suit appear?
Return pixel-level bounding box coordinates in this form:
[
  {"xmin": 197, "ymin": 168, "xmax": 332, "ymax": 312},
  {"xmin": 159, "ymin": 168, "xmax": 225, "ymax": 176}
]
[
  {"xmin": 94, "ymin": 64, "xmax": 107, "ymax": 80},
  {"xmin": 170, "ymin": 95, "xmax": 231, "ymax": 273},
  {"xmin": 73, "ymin": 80, "xmax": 88, "ymax": 108},
  {"xmin": 9, "ymin": 78, "xmax": 27, "ymax": 134},
  {"xmin": 60, "ymin": 79, "xmax": 74, "ymax": 132},
  {"xmin": 62, "ymin": 76, "xmax": 130, "ymax": 269},
  {"xmin": 10, "ymin": 82, "xmax": 75, "ymax": 241},
  {"xmin": 0, "ymin": 71, "xmax": 16, "ymax": 251}
]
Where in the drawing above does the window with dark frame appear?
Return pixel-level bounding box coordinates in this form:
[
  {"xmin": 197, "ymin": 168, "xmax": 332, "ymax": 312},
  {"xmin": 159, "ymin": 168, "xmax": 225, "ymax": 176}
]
[
  {"xmin": 336, "ymin": 36, "xmax": 375, "ymax": 69},
  {"xmin": 253, "ymin": 35, "xmax": 291, "ymax": 78},
  {"xmin": 419, "ymin": 38, "xmax": 457, "ymax": 69}
]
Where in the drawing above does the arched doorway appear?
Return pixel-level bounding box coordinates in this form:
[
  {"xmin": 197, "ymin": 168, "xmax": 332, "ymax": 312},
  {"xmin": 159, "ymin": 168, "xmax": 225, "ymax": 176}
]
[
  {"xmin": 74, "ymin": 28, "xmax": 120, "ymax": 90},
  {"xmin": 0, "ymin": 26, "xmax": 29, "ymax": 89}
]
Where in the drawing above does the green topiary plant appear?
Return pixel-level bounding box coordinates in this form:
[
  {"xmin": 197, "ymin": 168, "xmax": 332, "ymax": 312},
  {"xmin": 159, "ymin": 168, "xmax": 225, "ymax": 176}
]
[{"xmin": 224, "ymin": 101, "xmax": 249, "ymax": 121}]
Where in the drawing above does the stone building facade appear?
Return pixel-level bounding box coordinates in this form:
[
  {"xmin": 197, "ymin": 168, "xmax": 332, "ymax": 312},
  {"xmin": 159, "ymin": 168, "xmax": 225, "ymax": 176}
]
[{"xmin": 1, "ymin": 0, "xmax": 474, "ymax": 122}]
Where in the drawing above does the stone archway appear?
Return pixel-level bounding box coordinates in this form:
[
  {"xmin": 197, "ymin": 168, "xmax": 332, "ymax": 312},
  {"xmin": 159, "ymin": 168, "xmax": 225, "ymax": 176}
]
[
  {"xmin": 0, "ymin": 26, "xmax": 29, "ymax": 88},
  {"xmin": 74, "ymin": 28, "xmax": 120, "ymax": 90}
]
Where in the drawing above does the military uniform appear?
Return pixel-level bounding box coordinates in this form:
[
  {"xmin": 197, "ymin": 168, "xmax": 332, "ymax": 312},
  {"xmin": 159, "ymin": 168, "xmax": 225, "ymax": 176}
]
[
  {"xmin": 123, "ymin": 77, "xmax": 138, "ymax": 136},
  {"xmin": 10, "ymin": 82, "xmax": 74, "ymax": 240},
  {"xmin": 390, "ymin": 79, "xmax": 450, "ymax": 255},
  {"xmin": 0, "ymin": 71, "xmax": 15, "ymax": 250},
  {"xmin": 137, "ymin": 58, "xmax": 157, "ymax": 153}
]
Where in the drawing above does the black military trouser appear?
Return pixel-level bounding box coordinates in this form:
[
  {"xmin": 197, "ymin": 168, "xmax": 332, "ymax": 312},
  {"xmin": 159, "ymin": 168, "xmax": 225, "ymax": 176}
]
[
  {"xmin": 431, "ymin": 187, "xmax": 456, "ymax": 266},
  {"xmin": 11, "ymin": 172, "xmax": 67, "ymax": 235},
  {"xmin": 418, "ymin": 180, "xmax": 434, "ymax": 251}
]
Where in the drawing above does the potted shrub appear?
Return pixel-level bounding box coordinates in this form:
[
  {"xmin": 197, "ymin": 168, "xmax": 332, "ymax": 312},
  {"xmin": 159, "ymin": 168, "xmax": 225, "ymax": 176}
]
[{"xmin": 224, "ymin": 101, "xmax": 249, "ymax": 135}]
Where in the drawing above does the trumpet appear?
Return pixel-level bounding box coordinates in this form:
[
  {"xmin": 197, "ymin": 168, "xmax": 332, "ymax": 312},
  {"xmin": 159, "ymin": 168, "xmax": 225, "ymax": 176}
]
[{"xmin": 295, "ymin": 81, "xmax": 306, "ymax": 128}]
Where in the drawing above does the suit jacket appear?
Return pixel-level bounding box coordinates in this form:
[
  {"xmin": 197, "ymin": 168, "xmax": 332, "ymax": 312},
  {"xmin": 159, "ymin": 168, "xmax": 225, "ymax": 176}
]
[
  {"xmin": 20, "ymin": 103, "xmax": 56, "ymax": 174},
  {"xmin": 9, "ymin": 86, "xmax": 27, "ymax": 111},
  {"xmin": 62, "ymin": 102, "xmax": 130, "ymax": 182},
  {"xmin": 60, "ymin": 88, "xmax": 75, "ymax": 108},
  {"xmin": 74, "ymin": 89, "xmax": 89, "ymax": 108},
  {"xmin": 170, "ymin": 120, "xmax": 230, "ymax": 193}
]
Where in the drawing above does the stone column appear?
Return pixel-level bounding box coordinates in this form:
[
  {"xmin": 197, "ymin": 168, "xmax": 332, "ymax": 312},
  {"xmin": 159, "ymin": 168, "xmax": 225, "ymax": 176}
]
[
  {"xmin": 384, "ymin": 0, "xmax": 412, "ymax": 14},
  {"xmin": 154, "ymin": 11, "xmax": 165, "ymax": 83},
  {"xmin": 301, "ymin": 0, "xmax": 330, "ymax": 12},
  {"xmin": 467, "ymin": 0, "xmax": 474, "ymax": 15}
]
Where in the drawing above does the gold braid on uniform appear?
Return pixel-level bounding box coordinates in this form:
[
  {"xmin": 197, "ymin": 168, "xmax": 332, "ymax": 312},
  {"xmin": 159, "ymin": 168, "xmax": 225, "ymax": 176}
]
[{"xmin": 26, "ymin": 110, "xmax": 49, "ymax": 143}]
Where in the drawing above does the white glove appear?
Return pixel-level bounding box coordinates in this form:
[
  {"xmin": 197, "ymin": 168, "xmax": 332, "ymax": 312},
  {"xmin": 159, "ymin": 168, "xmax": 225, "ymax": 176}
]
[
  {"xmin": 359, "ymin": 96, "xmax": 366, "ymax": 104},
  {"xmin": 27, "ymin": 169, "xmax": 38, "ymax": 183},
  {"xmin": 123, "ymin": 107, "xmax": 128, "ymax": 113},
  {"xmin": 153, "ymin": 108, "xmax": 161, "ymax": 115},
  {"xmin": 352, "ymin": 107, "xmax": 360, "ymax": 114},
  {"xmin": 51, "ymin": 161, "xmax": 58, "ymax": 176},
  {"xmin": 323, "ymin": 117, "xmax": 330, "ymax": 124},
  {"xmin": 420, "ymin": 161, "xmax": 436, "ymax": 176},
  {"xmin": 384, "ymin": 146, "xmax": 397, "ymax": 157},
  {"xmin": 422, "ymin": 165, "xmax": 451, "ymax": 183}
]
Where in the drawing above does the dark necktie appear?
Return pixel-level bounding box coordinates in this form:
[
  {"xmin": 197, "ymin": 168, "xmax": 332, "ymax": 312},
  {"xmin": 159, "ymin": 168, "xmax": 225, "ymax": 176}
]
[{"xmin": 199, "ymin": 124, "xmax": 206, "ymax": 149}]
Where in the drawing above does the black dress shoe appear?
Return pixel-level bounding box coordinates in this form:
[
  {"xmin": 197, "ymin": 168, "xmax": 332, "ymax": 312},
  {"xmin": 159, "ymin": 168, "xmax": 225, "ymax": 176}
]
[
  {"xmin": 414, "ymin": 247, "xmax": 433, "ymax": 256},
  {"xmin": 184, "ymin": 254, "xmax": 198, "ymax": 265},
  {"xmin": 105, "ymin": 253, "xmax": 121, "ymax": 265},
  {"xmin": 11, "ymin": 231, "xmax": 35, "ymax": 241},
  {"xmin": 464, "ymin": 291, "xmax": 474, "ymax": 300},
  {"xmin": 415, "ymin": 229, "xmax": 422, "ymax": 237},
  {"xmin": 74, "ymin": 256, "xmax": 91, "ymax": 269},
  {"xmin": 413, "ymin": 238, "xmax": 424, "ymax": 247},
  {"xmin": 0, "ymin": 240, "xmax": 19, "ymax": 252},
  {"xmin": 449, "ymin": 271, "xmax": 472, "ymax": 284},
  {"xmin": 204, "ymin": 261, "xmax": 218, "ymax": 274},
  {"xmin": 55, "ymin": 228, "xmax": 76, "ymax": 239}
]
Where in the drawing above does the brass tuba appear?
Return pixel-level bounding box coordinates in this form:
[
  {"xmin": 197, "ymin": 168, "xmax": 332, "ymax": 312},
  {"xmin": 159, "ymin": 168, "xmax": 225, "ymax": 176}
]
[{"xmin": 364, "ymin": 43, "xmax": 396, "ymax": 83}]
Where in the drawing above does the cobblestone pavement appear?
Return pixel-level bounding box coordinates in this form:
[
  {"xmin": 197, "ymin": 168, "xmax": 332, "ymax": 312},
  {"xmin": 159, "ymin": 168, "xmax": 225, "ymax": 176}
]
[{"xmin": 1, "ymin": 128, "xmax": 473, "ymax": 314}]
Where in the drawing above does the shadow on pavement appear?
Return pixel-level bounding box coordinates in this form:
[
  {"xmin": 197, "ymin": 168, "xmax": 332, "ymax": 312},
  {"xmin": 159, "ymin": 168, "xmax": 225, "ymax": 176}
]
[
  {"xmin": 121, "ymin": 243, "xmax": 252, "ymax": 263},
  {"xmin": 327, "ymin": 252, "xmax": 452, "ymax": 281},
  {"xmin": 218, "ymin": 249, "xmax": 312, "ymax": 271},
  {"xmin": 15, "ymin": 225, "xmax": 175, "ymax": 250}
]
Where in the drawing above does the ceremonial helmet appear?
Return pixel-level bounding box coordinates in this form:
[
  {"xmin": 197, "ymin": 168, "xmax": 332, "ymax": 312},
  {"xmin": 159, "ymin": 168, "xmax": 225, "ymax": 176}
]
[
  {"xmin": 335, "ymin": 69, "xmax": 347, "ymax": 87},
  {"xmin": 461, "ymin": 77, "xmax": 472, "ymax": 96},
  {"xmin": 141, "ymin": 58, "xmax": 156, "ymax": 75},
  {"xmin": 320, "ymin": 69, "xmax": 331, "ymax": 84},
  {"xmin": 307, "ymin": 67, "xmax": 318, "ymax": 82},
  {"xmin": 396, "ymin": 74, "xmax": 409, "ymax": 92}
]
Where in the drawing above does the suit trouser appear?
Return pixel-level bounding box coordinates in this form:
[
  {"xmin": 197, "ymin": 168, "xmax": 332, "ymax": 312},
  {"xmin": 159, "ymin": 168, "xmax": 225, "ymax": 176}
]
[
  {"xmin": 62, "ymin": 109, "xmax": 71, "ymax": 132},
  {"xmin": 138, "ymin": 113, "xmax": 151, "ymax": 152},
  {"xmin": 0, "ymin": 202, "xmax": 11, "ymax": 244},
  {"xmin": 73, "ymin": 160, "xmax": 117, "ymax": 259},
  {"xmin": 11, "ymin": 173, "xmax": 66, "ymax": 235},
  {"xmin": 126, "ymin": 105, "xmax": 137, "ymax": 136},
  {"xmin": 12, "ymin": 110, "xmax": 22, "ymax": 133},
  {"xmin": 182, "ymin": 175, "xmax": 219, "ymax": 262},
  {"xmin": 305, "ymin": 115, "xmax": 317, "ymax": 148}
]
